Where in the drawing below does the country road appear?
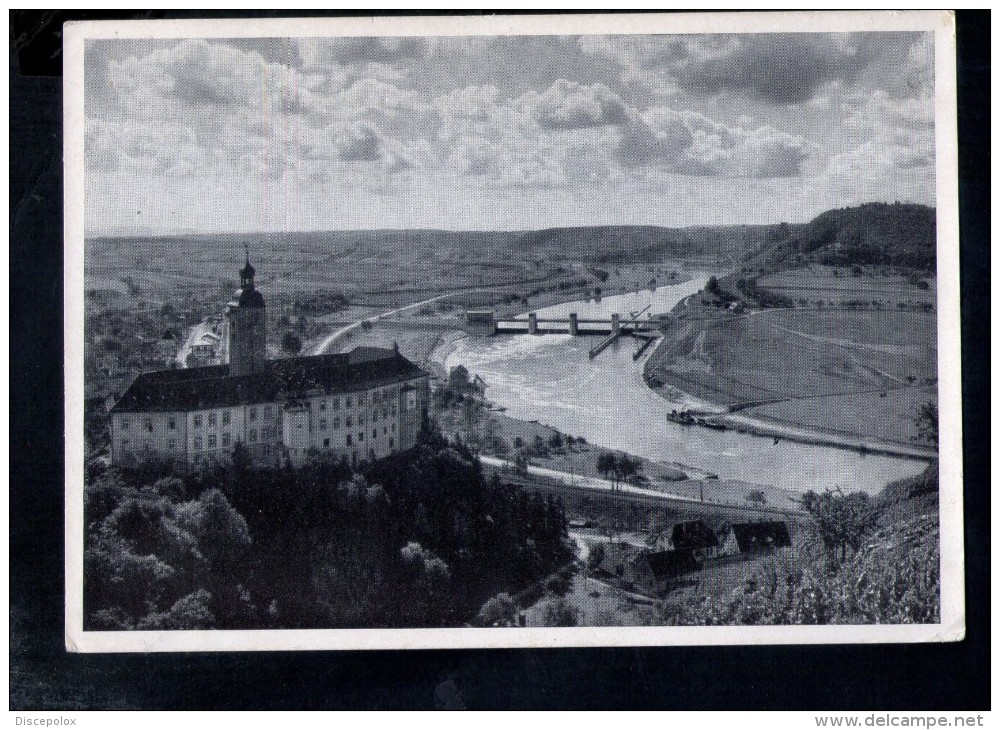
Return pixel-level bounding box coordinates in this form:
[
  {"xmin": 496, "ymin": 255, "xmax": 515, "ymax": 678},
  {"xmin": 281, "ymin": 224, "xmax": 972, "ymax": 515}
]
[
  {"xmin": 311, "ymin": 287, "xmax": 502, "ymax": 355},
  {"xmin": 479, "ymin": 454, "xmax": 705, "ymax": 503},
  {"xmin": 478, "ymin": 455, "xmax": 804, "ymax": 517}
]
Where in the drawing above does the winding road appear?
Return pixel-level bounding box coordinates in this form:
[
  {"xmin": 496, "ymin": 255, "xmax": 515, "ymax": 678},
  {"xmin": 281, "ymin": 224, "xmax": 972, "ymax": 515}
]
[{"xmin": 311, "ymin": 287, "xmax": 503, "ymax": 355}]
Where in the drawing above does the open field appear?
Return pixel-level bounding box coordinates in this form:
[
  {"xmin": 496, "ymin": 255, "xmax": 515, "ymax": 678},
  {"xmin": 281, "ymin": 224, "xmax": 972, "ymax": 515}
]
[
  {"xmin": 646, "ymin": 288, "xmax": 937, "ymax": 447},
  {"xmin": 650, "ymin": 309, "xmax": 937, "ymax": 402},
  {"xmin": 743, "ymin": 384, "xmax": 936, "ymax": 444},
  {"xmin": 757, "ymin": 265, "xmax": 936, "ymax": 308},
  {"xmin": 85, "ymin": 225, "xmax": 757, "ymax": 306}
]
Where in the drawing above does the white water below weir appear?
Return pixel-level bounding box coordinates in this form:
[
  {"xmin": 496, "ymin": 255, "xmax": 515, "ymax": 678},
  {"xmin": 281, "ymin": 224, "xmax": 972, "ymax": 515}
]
[{"xmin": 444, "ymin": 274, "xmax": 927, "ymax": 494}]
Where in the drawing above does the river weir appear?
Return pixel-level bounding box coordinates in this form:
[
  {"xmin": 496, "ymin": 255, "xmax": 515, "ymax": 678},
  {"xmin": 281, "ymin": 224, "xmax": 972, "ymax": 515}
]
[{"xmin": 442, "ymin": 276, "xmax": 927, "ymax": 494}]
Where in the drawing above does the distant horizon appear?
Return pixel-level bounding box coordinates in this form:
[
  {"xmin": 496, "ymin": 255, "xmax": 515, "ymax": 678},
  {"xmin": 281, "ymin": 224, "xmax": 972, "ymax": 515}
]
[{"xmin": 85, "ymin": 199, "xmax": 934, "ymax": 239}]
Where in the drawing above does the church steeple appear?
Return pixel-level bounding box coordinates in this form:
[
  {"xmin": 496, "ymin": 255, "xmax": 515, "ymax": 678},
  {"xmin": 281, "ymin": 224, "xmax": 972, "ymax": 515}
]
[
  {"xmin": 240, "ymin": 244, "xmax": 256, "ymax": 288},
  {"xmin": 227, "ymin": 245, "xmax": 267, "ymax": 376}
]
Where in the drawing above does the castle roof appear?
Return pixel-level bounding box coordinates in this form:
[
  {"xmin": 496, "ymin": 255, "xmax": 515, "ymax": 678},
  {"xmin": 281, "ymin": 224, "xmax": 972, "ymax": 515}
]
[{"xmin": 111, "ymin": 347, "xmax": 427, "ymax": 413}]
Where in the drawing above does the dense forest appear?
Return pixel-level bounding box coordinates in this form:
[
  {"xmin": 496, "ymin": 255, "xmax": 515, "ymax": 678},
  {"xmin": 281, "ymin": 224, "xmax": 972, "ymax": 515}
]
[{"xmin": 83, "ymin": 419, "xmax": 572, "ymax": 630}]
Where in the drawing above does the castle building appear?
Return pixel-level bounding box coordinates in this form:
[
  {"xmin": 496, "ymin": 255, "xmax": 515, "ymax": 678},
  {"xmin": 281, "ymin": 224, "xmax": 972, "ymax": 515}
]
[{"xmin": 109, "ymin": 254, "xmax": 430, "ymax": 467}]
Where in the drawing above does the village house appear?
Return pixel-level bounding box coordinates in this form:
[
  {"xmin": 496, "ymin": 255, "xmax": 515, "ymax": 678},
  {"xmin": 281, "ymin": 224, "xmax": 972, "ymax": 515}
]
[
  {"xmin": 671, "ymin": 520, "xmax": 721, "ymax": 560},
  {"xmin": 593, "ymin": 542, "xmax": 699, "ymax": 597},
  {"xmin": 719, "ymin": 521, "xmax": 792, "ymax": 556}
]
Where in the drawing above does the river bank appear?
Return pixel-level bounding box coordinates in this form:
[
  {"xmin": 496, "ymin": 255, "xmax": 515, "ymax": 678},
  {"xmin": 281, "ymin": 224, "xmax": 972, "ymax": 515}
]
[
  {"xmin": 434, "ymin": 401, "xmax": 806, "ymax": 510},
  {"xmin": 641, "ymin": 295, "xmax": 938, "ymax": 462}
]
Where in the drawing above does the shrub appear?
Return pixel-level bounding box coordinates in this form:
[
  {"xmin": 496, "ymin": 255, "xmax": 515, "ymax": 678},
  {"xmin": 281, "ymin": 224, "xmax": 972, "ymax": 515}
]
[
  {"xmin": 662, "ymin": 516, "xmax": 939, "ymax": 625},
  {"xmin": 540, "ymin": 598, "xmax": 580, "ymax": 627}
]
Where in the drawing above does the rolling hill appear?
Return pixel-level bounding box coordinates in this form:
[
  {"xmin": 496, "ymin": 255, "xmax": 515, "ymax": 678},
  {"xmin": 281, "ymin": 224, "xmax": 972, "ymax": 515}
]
[{"xmin": 745, "ymin": 203, "xmax": 937, "ymax": 275}]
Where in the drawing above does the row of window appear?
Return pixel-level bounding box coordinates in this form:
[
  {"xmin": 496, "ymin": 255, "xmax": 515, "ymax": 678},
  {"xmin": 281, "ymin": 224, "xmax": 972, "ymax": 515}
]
[
  {"xmin": 119, "ymin": 406, "xmax": 278, "ymax": 432},
  {"xmin": 344, "ymin": 427, "xmax": 387, "ymax": 445},
  {"xmin": 193, "ymin": 405, "xmax": 275, "ymax": 428},
  {"xmin": 120, "ymin": 426, "xmax": 278, "ymax": 454},
  {"xmin": 122, "ymin": 427, "xmax": 399, "ymax": 457},
  {"xmin": 315, "ymin": 388, "xmax": 399, "ymax": 413},
  {"xmin": 319, "ymin": 436, "xmax": 396, "ymax": 451},
  {"xmin": 314, "ymin": 411, "xmax": 397, "ymax": 431},
  {"xmin": 191, "ymin": 443, "xmax": 271, "ymax": 465},
  {"xmin": 118, "ymin": 387, "xmax": 418, "ymax": 436}
]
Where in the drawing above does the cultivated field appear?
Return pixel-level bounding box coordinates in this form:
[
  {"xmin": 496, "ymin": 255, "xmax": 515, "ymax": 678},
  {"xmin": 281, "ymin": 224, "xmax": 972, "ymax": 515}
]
[
  {"xmin": 85, "ymin": 225, "xmax": 754, "ymax": 306},
  {"xmin": 646, "ymin": 271, "xmax": 938, "ymax": 446},
  {"xmin": 757, "ymin": 265, "xmax": 936, "ymax": 308}
]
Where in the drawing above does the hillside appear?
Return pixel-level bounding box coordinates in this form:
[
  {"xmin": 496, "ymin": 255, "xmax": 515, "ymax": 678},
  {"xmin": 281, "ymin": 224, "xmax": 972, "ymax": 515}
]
[
  {"xmin": 744, "ymin": 203, "xmax": 936, "ymax": 275},
  {"xmin": 878, "ymin": 461, "xmax": 939, "ymax": 525},
  {"xmin": 513, "ymin": 224, "xmax": 772, "ymax": 266}
]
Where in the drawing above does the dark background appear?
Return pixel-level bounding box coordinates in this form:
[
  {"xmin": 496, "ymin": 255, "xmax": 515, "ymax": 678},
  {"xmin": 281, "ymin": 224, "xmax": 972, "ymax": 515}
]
[{"xmin": 10, "ymin": 10, "xmax": 990, "ymax": 710}]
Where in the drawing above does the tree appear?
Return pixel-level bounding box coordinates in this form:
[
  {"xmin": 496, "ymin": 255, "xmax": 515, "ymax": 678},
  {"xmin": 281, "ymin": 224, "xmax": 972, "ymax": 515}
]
[
  {"xmin": 176, "ymin": 488, "xmax": 251, "ymax": 571},
  {"xmin": 474, "ymin": 593, "xmax": 517, "ymax": 627},
  {"xmin": 448, "ymin": 364, "xmax": 471, "ymax": 392},
  {"xmin": 797, "ymin": 489, "xmax": 881, "ymax": 563},
  {"xmin": 540, "ymin": 598, "xmax": 579, "ymax": 627},
  {"xmin": 460, "ymin": 398, "xmax": 484, "ymax": 448},
  {"xmin": 744, "ymin": 490, "xmax": 768, "ymax": 505},
  {"xmin": 136, "ymin": 589, "xmax": 216, "ymax": 630},
  {"xmin": 548, "ymin": 431, "xmax": 564, "ymax": 450},
  {"xmin": 705, "ymin": 276, "xmax": 720, "ymax": 295},
  {"xmin": 586, "ymin": 542, "xmax": 605, "ymax": 572},
  {"xmin": 617, "ymin": 454, "xmax": 641, "ymax": 484},
  {"xmin": 281, "ymin": 331, "xmax": 303, "ymax": 355},
  {"xmin": 596, "ymin": 452, "xmax": 618, "ymax": 489},
  {"xmin": 913, "ymin": 401, "xmax": 938, "ymax": 445}
]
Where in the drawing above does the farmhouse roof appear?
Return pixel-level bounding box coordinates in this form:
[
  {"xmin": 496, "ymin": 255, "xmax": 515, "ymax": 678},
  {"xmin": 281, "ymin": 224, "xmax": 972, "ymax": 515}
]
[
  {"xmin": 670, "ymin": 521, "xmax": 720, "ymax": 550},
  {"xmin": 593, "ymin": 542, "xmax": 635, "ymax": 577},
  {"xmin": 112, "ymin": 347, "xmax": 427, "ymax": 413},
  {"xmin": 646, "ymin": 550, "xmax": 699, "ymax": 579},
  {"xmin": 728, "ymin": 522, "xmax": 792, "ymax": 552}
]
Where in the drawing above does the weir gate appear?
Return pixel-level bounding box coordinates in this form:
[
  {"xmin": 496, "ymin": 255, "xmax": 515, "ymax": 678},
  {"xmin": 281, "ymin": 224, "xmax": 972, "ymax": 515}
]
[{"xmin": 466, "ymin": 310, "xmax": 663, "ymax": 360}]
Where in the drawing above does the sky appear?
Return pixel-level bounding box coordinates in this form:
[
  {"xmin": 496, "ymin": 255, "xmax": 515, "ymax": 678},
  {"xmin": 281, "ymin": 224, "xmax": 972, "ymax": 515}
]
[{"xmin": 83, "ymin": 32, "xmax": 936, "ymax": 235}]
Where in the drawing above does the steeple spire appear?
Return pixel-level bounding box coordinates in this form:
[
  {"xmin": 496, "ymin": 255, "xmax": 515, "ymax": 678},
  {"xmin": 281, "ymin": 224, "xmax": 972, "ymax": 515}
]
[{"xmin": 240, "ymin": 243, "xmax": 256, "ymax": 287}]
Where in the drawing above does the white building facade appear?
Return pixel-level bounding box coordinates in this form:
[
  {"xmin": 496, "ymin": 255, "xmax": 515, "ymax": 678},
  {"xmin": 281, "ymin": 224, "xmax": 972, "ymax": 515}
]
[{"xmin": 110, "ymin": 256, "xmax": 430, "ymax": 468}]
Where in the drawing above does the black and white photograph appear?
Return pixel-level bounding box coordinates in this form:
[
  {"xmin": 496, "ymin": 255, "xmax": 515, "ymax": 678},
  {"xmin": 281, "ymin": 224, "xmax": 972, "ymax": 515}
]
[{"xmin": 62, "ymin": 11, "xmax": 963, "ymax": 651}]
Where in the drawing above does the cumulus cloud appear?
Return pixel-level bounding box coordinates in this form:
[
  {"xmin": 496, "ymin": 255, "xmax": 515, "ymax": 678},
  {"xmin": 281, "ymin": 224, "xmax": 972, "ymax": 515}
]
[
  {"xmin": 432, "ymin": 84, "xmax": 535, "ymax": 144},
  {"xmin": 332, "ymin": 77, "xmax": 428, "ymax": 122},
  {"xmin": 830, "ymin": 89, "xmax": 934, "ymax": 181},
  {"xmin": 617, "ymin": 111, "xmax": 693, "ymax": 168},
  {"xmin": 110, "ymin": 39, "xmax": 323, "ymax": 117},
  {"xmin": 903, "ymin": 34, "xmax": 934, "ymax": 96},
  {"xmin": 336, "ymin": 122, "xmax": 383, "ymax": 161},
  {"xmin": 433, "ymin": 84, "xmax": 500, "ymax": 121},
  {"xmin": 618, "ymin": 107, "xmax": 816, "ymax": 177},
  {"xmin": 518, "ymin": 79, "xmax": 629, "ymax": 130},
  {"xmin": 675, "ymin": 35, "xmax": 868, "ymax": 104},
  {"xmin": 446, "ymin": 134, "xmax": 574, "ymax": 189},
  {"xmin": 85, "ymin": 118, "xmax": 212, "ymax": 176},
  {"xmin": 296, "ymin": 37, "xmax": 432, "ymax": 67},
  {"xmin": 583, "ymin": 33, "xmax": 875, "ymax": 104}
]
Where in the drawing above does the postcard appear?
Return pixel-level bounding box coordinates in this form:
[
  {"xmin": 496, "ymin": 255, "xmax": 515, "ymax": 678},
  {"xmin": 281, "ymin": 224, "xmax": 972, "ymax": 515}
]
[{"xmin": 64, "ymin": 11, "xmax": 963, "ymax": 651}]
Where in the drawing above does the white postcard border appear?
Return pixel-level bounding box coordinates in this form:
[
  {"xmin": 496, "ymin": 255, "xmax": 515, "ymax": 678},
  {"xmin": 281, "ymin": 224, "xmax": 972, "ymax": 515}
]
[{"xmin": 63, "ymin": 10, "xmax": 964, "ymax": 653}]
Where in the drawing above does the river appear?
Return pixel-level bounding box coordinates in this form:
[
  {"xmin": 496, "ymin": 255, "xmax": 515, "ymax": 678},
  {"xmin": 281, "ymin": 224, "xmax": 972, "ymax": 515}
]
[{"xmin": 443, "ymin": 276, "xmax": 927, "ymax": 493}]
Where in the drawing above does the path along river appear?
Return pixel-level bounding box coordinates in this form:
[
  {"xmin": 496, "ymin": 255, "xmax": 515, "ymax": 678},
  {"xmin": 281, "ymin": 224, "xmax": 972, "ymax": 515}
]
[{"xmin": 443, "ymin": 275, "xmax": 927, "ymax": 493}]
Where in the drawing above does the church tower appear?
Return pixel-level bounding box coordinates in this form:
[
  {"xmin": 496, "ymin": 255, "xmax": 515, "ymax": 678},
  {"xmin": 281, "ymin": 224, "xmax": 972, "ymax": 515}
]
[{"xmin": 226, "ymin": 248, "xmax": 267, "ymax": 376}]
